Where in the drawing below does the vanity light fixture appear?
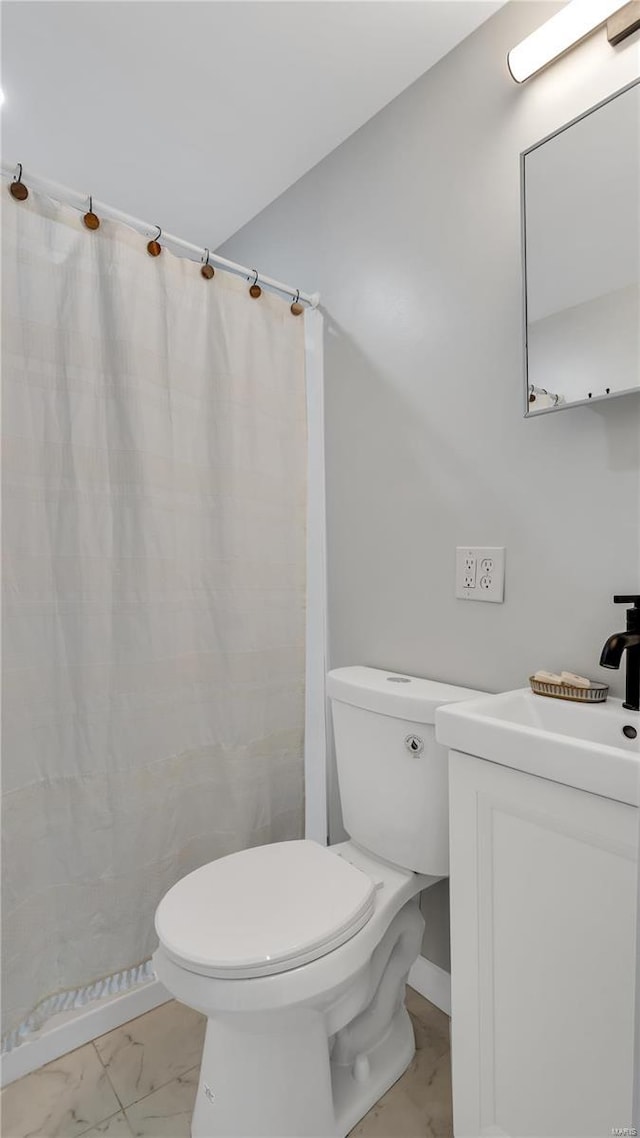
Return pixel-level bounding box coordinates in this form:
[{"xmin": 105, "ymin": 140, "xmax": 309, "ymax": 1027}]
[{"xmin": 507, "ymin": 0, "xmax": 638, "ymax": 83}]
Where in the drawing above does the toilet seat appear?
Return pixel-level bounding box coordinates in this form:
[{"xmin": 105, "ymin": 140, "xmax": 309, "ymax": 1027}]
[{"xmin": 155, "ymin": 839, "xmax": 377, "ymax": 979}]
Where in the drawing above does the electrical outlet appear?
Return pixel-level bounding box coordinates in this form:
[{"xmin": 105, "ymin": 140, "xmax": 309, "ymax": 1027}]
[
  {"xmin": 456, "ymin": 547, "xmax": 505, "ymax": 602},
  {"xmin": 463, "ymin": 553, "xmax": 477, "ymax": 589}
]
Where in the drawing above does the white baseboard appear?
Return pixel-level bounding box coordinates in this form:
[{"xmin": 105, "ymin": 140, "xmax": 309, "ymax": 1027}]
[
  {"xmin": 1, "ymin": 978, "xmax": 170, "ymax": 1088},
  {"xmin": 408, "ymin": 954, "xmax": 451, "ymax": 1016}
]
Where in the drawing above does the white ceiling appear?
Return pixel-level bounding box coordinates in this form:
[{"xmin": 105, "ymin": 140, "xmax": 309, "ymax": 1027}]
[{"xmin": 1, "ymin": 1, "xmax": 503, "ymax": 250}]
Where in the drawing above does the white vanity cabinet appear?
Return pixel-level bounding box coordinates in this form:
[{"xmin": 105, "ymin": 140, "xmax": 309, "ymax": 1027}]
[{"xmin": 448, "ymin": 749, "xmax": 638, "ymax": 1138}]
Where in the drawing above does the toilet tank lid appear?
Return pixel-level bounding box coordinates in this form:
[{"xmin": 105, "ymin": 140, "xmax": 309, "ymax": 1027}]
[{"xmin": 326, "ymin": 666, "xmax": 484, "ymax": 724}]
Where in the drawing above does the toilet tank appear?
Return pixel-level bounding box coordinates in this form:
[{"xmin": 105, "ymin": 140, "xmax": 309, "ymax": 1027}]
[{"xmin": 327, "ymin": 666, "xmax": 483, "ymax": 876}]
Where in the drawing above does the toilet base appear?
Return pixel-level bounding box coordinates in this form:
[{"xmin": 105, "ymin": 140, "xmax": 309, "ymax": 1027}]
[{"xmin": 190, "ymin": 998, "xmax": 415, "ymax": 1138}]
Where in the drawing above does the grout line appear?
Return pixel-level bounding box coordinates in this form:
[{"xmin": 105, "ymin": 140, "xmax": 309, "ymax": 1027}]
[
  {"xmin": 122, "ymin": 1061, "xmax": 202, "ymax": 1110},
  {"xmin": 120, "ymin": 1111, "xmax": 137, "ymax": 1138},
  {"xmin": 88, "ymin": 1004, "xmax": 203, "ymax": 1111},
  {"xmin": 91, "ymin": 1039, "xmax": 109, "ymax": 1073},
  {"xmin": 122, "ymin": 1064, "xmax": 201, "ymax": 1134},
  {"xmin": 91, "ymin": 1040, "xmax": 127, "ymax": 1111},
  {"xmin": 74, "ymin": 1108, "xmax": 133, "ymax": 1138}
]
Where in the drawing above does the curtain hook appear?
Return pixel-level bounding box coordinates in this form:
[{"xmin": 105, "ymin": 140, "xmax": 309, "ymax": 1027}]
[
  {"xmin": 83, "ymin": 194, "xmax": 100, "ymax": 231},
  {"xmin": 147, "ymin": 225, "xmax": 162, "ymax": 257},
  {"xmin": 290, "ymin": 289, "xmax": 304, "ymax": 317},
  {"xmin": 249, "ymin": 269, "xmax": 262, "ymax": 299},
  {"xmin": 9, "ymin": 162, "xmax": 28, "ymax": 201},
  {"xmin": 201, "ymin": 248, "xmax": 215, "ymax": 280}
]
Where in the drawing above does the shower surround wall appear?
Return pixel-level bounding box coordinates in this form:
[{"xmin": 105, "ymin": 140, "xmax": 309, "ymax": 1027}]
[{"xmin": 220, "ymin": 1, "xmax": 640, "ymax": 973}]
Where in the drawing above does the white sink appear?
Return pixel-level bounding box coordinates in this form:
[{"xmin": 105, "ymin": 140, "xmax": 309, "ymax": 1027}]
[{"xmin": 436, "ymin": 688, "xmax": 640, "ymax": 806}]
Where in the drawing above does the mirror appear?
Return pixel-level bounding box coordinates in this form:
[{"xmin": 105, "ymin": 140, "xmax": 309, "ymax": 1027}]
[{"xmin": 522, "ymin": 80, "xmax": 639, "ymax": 415}]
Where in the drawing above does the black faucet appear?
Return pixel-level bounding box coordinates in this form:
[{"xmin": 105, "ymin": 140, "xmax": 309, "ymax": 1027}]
[{"xmin": 600, "ymin": 595, "xmax": 640, "ymax": 712}]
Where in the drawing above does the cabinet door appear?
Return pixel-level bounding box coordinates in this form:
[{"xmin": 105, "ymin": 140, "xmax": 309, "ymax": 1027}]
[{"xmin": 449, "ymin": 750, "xmax": 638, "ymax": 1138}]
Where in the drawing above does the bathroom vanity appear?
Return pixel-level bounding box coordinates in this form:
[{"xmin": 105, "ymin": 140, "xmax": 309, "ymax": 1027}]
[{"xmin": 437, "ymin": 690, "xmax": 639, "ymax": 1138}]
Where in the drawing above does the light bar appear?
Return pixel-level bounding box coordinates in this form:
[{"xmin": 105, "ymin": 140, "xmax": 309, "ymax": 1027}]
[{"xmin": 507, "ymin": 0, "xmax": 627, "ymax": 83}]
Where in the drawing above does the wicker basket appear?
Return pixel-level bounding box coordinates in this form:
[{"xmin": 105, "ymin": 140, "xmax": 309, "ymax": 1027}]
[{"xmin": 529, "ymin": 676, "xmax": 609, "ymax": 704}]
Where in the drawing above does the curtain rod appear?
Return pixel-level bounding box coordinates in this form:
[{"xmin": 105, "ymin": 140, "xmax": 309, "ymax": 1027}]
[{"xmin": 1, "ymin": 162, "xmax": 320, "ymax": 309}]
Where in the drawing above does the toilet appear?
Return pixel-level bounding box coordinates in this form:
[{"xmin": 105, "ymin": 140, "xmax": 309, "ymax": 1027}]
[{"xmin": 153, "ymin": 666, "xmax": 480, "ymax": 1137}]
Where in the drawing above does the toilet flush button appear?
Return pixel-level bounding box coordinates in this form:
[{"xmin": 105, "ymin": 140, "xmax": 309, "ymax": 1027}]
[{"xmin": 405, "ymin": 734, "xmax": 424, "ymax": 755}]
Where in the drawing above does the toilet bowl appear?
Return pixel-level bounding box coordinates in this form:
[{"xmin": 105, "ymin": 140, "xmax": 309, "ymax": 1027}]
[{"xmin": 153, "ymin": 666, "xmax": 481, "ymax": 1137}]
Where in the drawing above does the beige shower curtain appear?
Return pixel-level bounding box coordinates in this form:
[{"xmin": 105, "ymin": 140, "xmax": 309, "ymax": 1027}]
[{"xmin": 1, "ymin": 190, "xmax": 307, "ymax": 1050}]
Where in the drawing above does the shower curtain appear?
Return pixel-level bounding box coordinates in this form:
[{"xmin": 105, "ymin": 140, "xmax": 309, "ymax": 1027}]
[{"xmin": 1, "ymin": 191, "xmax": 308, "ymax": 1051}]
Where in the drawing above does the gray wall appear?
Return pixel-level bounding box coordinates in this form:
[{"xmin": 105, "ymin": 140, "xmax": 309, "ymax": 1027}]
[{"xmin": 220, "ymin": 2, "xmax": 640, "ymax": 973}]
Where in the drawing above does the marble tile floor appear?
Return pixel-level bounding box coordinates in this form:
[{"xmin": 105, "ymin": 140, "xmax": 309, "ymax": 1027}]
[{"xmin": 1, "ymin": 986, "xmax": 452, "ymax": 1138}]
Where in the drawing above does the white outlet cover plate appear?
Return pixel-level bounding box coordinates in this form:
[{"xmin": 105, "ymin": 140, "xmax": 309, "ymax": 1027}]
[{"xmin": 456, "ymin": 547, "xmax": 505, "ymax": 603}]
